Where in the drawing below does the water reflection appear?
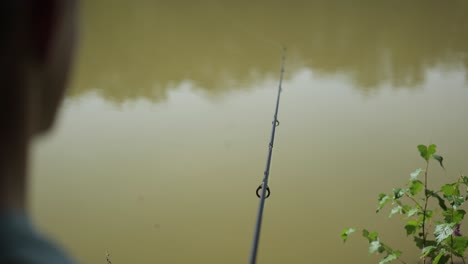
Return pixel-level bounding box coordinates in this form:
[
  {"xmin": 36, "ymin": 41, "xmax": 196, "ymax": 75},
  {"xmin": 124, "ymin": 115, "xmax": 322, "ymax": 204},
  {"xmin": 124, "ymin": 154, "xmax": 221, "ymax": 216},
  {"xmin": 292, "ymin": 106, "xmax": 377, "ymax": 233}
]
[{"xmin": 70, "ymin": 0, "xmax": 468, "ymax": 103}]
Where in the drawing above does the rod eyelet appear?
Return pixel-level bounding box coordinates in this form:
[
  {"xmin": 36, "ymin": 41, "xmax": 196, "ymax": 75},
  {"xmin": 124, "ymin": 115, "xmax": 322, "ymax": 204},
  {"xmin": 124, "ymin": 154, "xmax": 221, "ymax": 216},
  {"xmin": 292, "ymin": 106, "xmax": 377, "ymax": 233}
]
[{"xmin": 256, "ymin": 185, "xmax": 271, "ymax": 199}]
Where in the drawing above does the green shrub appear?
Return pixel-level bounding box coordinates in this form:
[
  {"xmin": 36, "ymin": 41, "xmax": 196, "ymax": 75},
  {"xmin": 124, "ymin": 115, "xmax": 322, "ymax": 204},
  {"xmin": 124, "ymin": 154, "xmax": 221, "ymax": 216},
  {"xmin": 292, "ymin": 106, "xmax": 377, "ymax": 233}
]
[{"xmin": 342, "ymin": 144, "xmax": 468, "ymax": 264}]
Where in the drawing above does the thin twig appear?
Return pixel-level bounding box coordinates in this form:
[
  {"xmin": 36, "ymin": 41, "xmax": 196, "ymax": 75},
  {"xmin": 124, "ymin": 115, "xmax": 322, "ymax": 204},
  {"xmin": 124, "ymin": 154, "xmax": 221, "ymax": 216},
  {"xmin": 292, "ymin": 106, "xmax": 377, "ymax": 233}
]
[
  {"xmin": 382, "ymin": 244, "xmax": 408, "ymax": 264},
  {"xmin": 451, "ymin": 235, "xmax": 454, "ymax": 264},
  {"xmin": 451, "ymin": 209, "xmax": 454, "ymax": 264},
  {"xmin": 422, "ymin": 161, "xmax": 430, "ymax": 264},
  {"xmin": 397, "ymin": 257, "xmax": 408, "ymax": 264},
  {"xmin": 106, "ymin": 251, "xmax": 112, "ymax": 264},
  {"xmin": 405, "ymin": 194, "xmax": 423, "ymax": 209}
]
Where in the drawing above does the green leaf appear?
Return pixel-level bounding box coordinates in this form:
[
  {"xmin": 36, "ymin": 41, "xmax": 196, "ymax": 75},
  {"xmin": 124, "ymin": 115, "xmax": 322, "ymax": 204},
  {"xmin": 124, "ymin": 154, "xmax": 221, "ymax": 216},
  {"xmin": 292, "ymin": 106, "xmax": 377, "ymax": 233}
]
[
  {"xmin": 410, "ymin": 168, "xmax": 423, "ymax": 181},
  {"xmin": 401, "ymin": 205, "xmax": 411, "ymax": 214},
  {"xmin": 362, "ymin": 229, "xmax": 369, "ymax": 238},
  {"xmin": 414, "ymin": 237, "xmax": 424, "ymax": 249},
  {"xmin": 377, "ymin": 243, "xmax": 387, "ymax": 254},
  {"xmin": 432, "ymin": 250, "xmax": 449, "ymax": 264},
  {"xmin": 389, "ymin": 206, "xmax": 403, "ymax": 218},
  {"xmin": 445, "ymin": 196, "xmax": 465, "ymax": 209},
  {"xmin": 405, "ymin": 220, "xmax": 419, "ymax": 236},
  {"xmin": 368, "ymin": 231, "xmax": 378, "ymax": 241},
  {"xmin": 362, "ymin": 229, "xmax": 379, "ymax": 243},
  {"xmin": 417, "ymin": 210, "xmax": 434, "ymax": 223},
  {"xmin": 441, "ymin": 183, "xmax": 460, "ymax": 197},
  {"xmin": 369, "ymin": 240, "xmax": 381, "ymax": 254},
  {"xmin": 434, "ymin": 223, "xmax": 455, "ymax": 243},
  {"xmin": 418, "ymin": 145, "xmax": 429, "ymax": 161},
  {"xmin": 428, "ymin": 144, "xmax": 437, "ymax": 157},
  {"xmin": 433, "ymin": 154, "xmax": 445, "ymax": 169},
  {"xmin": 407, "ymin": 208, "xmax": 418, "ymax": 217},
  {"xmin": 428, "ymin": 191, "xmax": 448, "ymax": 210},
  {"xmin": 428, "ymin": 209, "xmax": 434, "ymax": 220},
  {"xmin": 409, "ymin": 180, "xmax": 424, "ymax": 196},
  {"xmin": 454, "ymin": 210, "xmax": 466, "ymax": 223},
  {"xmin": 377, "ymin": 194, "xmax": 390, "ymax": 213},
  {"xmin": 392, "ymin": 188, "xmax": 406, "ymax": 200},
  {"xmin": 421, "ymin": 246, "xmax": 436, "ymax": 257},
  {"xmin": 443, "ymin": 209, "xmax": 466, "ymax": 223},
  {"xmin": 452, "ymin": 236, "xmax": 468, "ymax": 256},
  {"xmin": 379, "ymin": 253, "xmax": 398, "ymax": 264},
  {"xmin": 418, "ymin": 144, "xmax": 436, "ymax": 161},
  {"xmin": 341, "ymin": 228, "xmax": 356, "ymax": 243},
  {"xmin": 414, "ymin": 237, "xmax": 437, "ymax": 249},
  {"xmin": 461, "ymin": 176, "xmax": 468, "ymax": 185}
]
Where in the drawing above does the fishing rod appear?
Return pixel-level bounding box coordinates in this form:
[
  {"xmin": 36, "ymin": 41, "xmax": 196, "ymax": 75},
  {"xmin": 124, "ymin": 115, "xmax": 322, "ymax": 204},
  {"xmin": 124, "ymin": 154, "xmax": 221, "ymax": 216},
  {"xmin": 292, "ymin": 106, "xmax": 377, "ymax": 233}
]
[{"xmin": 249, "ymin": 47, "xmax": 286, "ymax": 264}]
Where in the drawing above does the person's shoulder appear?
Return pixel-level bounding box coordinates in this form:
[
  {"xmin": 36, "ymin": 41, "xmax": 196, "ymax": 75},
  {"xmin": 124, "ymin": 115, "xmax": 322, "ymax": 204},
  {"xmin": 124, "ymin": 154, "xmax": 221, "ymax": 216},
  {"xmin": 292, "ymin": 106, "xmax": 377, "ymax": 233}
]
[
  {"xmin": 0, "ymin": 213, "xmax": 75, "ymax": 264},
  {"xmin": 3, "ymin": 232, "xmax": 75, "ymax": 264}
]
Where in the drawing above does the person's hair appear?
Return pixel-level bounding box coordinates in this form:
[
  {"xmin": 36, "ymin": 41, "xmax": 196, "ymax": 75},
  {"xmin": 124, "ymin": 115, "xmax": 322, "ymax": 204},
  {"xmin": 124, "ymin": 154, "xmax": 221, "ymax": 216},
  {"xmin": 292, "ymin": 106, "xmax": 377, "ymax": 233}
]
[
  {"xmin": 0, "ymin": 3, "xmax": 32, "ymax": 142},
  {"xmin": 1, "ymin": 3, "xmax": 29, "ymax": 56}
]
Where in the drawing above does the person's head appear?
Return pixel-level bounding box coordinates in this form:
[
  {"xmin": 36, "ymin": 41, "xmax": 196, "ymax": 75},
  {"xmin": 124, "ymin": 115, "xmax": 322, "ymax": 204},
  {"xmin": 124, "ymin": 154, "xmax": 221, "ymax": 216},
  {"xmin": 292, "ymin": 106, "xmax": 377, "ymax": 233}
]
[
  {"xmin": 0, "ymin": 0, "xmax": 78, "ymax": 209},
  {"xmin": 0, "ymin": 0, "xmax": 78, "ymax": 142}
]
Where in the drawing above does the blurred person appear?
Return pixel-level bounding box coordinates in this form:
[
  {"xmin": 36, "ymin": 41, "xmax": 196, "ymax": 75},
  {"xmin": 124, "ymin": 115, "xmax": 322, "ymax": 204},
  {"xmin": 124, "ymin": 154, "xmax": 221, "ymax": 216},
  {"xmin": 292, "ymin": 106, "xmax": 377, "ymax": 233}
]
[{"xmin": 0, "ymin": 1, "xmax": 78, "ymax": 263}]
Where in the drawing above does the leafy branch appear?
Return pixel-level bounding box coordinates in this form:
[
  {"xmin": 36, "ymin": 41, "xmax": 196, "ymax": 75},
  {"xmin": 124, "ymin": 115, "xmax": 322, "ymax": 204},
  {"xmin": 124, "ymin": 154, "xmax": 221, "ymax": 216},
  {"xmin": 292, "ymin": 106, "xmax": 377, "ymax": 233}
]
[{"xmin": 342, "ymin": 144, "xmax": 468, "ymax": 264}]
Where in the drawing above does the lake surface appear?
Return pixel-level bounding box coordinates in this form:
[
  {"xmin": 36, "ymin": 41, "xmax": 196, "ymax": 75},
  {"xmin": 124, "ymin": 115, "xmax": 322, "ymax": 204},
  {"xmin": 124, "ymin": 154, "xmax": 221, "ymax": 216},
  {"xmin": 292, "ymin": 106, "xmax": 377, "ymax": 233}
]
[{"xmin": 31, "ymin": 1, "xmax": 468, "ymax": 263}]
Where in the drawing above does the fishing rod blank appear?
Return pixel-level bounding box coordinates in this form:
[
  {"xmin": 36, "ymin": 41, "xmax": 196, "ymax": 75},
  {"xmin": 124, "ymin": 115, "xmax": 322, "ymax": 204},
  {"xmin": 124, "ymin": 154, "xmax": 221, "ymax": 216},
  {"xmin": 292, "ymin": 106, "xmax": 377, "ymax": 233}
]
[{"xmin": 249, "ymin": 48, "xmax": 286, "ymax": 264}]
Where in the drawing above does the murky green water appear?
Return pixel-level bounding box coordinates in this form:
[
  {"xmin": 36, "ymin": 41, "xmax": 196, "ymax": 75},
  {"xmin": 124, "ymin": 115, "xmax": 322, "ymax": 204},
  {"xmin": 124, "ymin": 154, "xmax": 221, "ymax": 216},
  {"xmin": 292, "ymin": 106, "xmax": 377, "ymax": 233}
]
[{"xmin": 31, "ymin": 1, "xmax": 468, "ymax": 263}]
